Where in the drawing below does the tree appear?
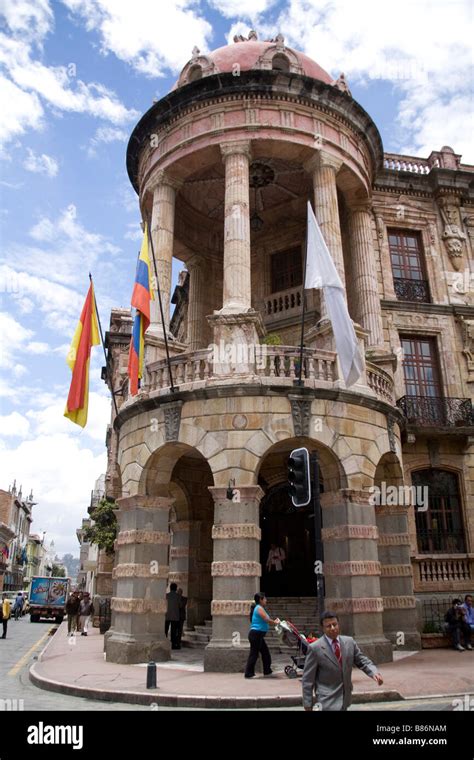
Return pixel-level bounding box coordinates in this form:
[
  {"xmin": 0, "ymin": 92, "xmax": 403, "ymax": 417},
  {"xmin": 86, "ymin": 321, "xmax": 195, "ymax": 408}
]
[
  {"xmin": 83, "ymin": 498, "xmax": 118, "ymax": 555},
  {"xmin": 51, "ymin": 564, "xmax": 66, "ymax": 577}
]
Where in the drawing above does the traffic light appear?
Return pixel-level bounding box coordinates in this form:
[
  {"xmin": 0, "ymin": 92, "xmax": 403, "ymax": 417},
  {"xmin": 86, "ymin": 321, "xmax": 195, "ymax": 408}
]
[{"xmin": 288, "ymin": 447, "xmax": 311, "ymax": 508}]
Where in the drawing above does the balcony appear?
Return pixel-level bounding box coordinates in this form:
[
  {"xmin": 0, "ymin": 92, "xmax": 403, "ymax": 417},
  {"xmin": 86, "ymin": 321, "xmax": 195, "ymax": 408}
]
[
  {"xmin": 263, "ymin": 286, "xmax": 303, "ymax": 324},
  {"xmin": 396, "ymin": 395, "xmax": 473, "ymax": 429},
  {"xmin": 393, "ymin": 277, "xmax": 430, "ymax": 303},
  {"xmin": 413, "ymin": 555, "xmax": 473, "ymax": 594}
]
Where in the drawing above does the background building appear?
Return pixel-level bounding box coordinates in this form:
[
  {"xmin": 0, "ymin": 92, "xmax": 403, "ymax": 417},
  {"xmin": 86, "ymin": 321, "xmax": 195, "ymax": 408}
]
[
  {"xmin": 0, "ymin": 483, "xmax": 36, "ymax": 591},
  {"xmin": 101, "ymin": 31, "xmax": 473, "ymax": 670}
]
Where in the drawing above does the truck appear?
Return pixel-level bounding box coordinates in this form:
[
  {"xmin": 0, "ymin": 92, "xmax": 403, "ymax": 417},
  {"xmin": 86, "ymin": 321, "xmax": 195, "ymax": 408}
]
[{"xmin": 29, "ymin": 576, "xmax": 70, "ymax": 623}]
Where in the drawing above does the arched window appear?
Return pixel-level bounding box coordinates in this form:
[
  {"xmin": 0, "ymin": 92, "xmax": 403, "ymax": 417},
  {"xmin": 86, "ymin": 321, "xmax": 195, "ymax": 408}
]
[
  {"xmin": 188, "ymin": 65, "xmax": 203, "ymax": 82},
  {"xmin": 272, "ymin": 54, "xmax": 290, "ymax": 73},
  {"xmin": 412, "ymin": 469, "xmax": 465, "ymax": 553}
]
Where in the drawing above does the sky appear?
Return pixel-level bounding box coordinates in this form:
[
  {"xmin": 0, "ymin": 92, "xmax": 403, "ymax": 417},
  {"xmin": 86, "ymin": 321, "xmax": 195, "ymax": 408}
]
[{"xmin": 0, "ymin": 0, "xmax": 473, "ymax": 557}]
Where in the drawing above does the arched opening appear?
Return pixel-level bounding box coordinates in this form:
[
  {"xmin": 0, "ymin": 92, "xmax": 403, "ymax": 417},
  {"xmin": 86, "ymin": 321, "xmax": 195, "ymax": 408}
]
[
  {"xmin": 258, "ymin": 438, "xmax": 343, "ymax": 597},
  {"xmin": 188, "ymin": 64, "xmax": 203, "ymax": 82},
  {"xmin": 272, "ymin": 53, "xmax": 290, "ymax": 73},
  {"xmin": 412, "ymin": 469, "xmax": 466, "ymax": 553}
]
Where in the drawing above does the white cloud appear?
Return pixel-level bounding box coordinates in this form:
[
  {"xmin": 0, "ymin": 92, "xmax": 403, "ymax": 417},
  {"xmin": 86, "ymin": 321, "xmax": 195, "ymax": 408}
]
[
  {"xmin": 23, "ymin": 147, "xmax": 59, "ymax": 176},
  {"xmin": 0, "ymin": 312, "xmax": 33, "ymax": 371},
  {"xmin": 208, "ymin": 0, "xmax": 278, "ymax": 19},
  {"xmin": 124, "ymin": 222, "xmax": 143, "ymax": 241},
  {"xmin": 26, "ymin": 391, "xmax": 111, "ymax": 443},
  {"xmin": 61, "ymin": 0, "xmax": 214, "ymax": 77},
  {"xmin": 0, "ymin": 431, "xmax": 107, "ymax": 555},
  {"xmin": 86, "ymin": 125, "xmax": 128, "ymax": 157},
  {"xmin": 0, "ymin": 1, "xmax": 139, "ymax": 145},
  {"xmin": 276, "ymin": 0, "xmax": 474, "ymax": 161},
  {"xmin": 0, "ymin": 411, "xmax": 31, "ymax": 437},
  {"xmin": 27, "ymin": 341, "xmax": 50, "ymax": 354}
]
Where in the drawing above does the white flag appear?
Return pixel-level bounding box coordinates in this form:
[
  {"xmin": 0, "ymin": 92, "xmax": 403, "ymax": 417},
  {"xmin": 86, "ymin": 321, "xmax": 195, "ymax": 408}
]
[{"xmin": 305, "ymin": 202, "xmax": 363, "ymax": 387}]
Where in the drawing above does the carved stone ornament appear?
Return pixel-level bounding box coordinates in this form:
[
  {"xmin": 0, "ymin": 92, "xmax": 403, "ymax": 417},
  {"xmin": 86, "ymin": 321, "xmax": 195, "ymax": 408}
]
[
  {"xmin": 164, "ymin": 400, "xmax": 183, "ymax": 441},
  {"xmin": 289, "ymin": 396, "xmax": 311, "ymax": 437},
  {"xmin": 458, "ymin": 317, "xmax": 474, "ymax": 382},
  {"xmin": 387, "ymin": 414, "xmax": 397, "ymax": 454},
  {"xmin": 438, "ymin": 196, "xmax": 466, "ymax": 270},
  {"xmin": 332, "ymin": 72, "xmax": 352, "ymax": 97}
]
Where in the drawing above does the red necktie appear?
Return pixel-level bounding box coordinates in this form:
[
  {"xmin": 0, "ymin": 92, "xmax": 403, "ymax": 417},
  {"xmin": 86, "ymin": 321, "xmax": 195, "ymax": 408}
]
[{"xmin": 333, "ymin": 639, "xmax": 342, "ymax": 666}]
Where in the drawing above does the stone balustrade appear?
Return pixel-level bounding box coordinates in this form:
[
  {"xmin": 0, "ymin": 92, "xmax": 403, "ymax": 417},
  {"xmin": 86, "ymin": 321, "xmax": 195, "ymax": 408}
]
[
  {"xmin": 263, "ymin": 286, "xmax": 303, "ymax": 320},
  {"xmin": 383, "ymin": 153, "xmax": 433, "ymax": 173},
  {"xmin": 142, "ymin": 345, "xmax": 338, "ymax": 393},
  {"xmin": 413, "ymin": 556, "xmax": 473, "ymax": 592},
  {"xmin": 366, "ymin": 361, "xmax": 395, "ymax": 404}
]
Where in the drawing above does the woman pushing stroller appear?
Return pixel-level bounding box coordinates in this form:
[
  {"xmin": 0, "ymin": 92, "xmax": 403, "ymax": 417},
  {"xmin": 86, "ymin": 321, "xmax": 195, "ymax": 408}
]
[{"xmin": 244, "ymin": 592, "xmax": 280, "ymax": 679}]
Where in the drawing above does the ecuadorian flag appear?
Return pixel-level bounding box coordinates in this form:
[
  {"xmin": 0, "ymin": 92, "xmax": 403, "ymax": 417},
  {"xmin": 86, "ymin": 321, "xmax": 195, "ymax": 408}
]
[
  {"xmin": 64, "ymin": 282, "xmax": 100, "ymax": 427},
  {"xmin": 128, "ymin": 226, "xmax": 154, "ymax": 395}
]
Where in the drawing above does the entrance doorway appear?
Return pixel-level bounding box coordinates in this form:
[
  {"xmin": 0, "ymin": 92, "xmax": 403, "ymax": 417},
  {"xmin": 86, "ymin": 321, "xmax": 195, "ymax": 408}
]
[{"xmin": 260, "ymin": 484, "xmax": 316, "ymax": 597}]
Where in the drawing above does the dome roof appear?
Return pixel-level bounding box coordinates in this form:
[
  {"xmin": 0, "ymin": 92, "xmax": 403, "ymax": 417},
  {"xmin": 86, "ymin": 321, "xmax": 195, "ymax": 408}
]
[{"xmin": 174, "ymin": 31, "xmax": 335, "ymax": 90}]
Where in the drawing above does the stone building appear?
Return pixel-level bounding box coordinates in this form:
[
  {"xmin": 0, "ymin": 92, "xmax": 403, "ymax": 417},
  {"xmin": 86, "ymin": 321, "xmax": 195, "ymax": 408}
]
[
  {"xmin": 102, "ymin": 32, "xmax": 474, "ymax": 670},
  {"xmin": 0, "ymin": 484, "xmax": 35, "ymax": 591}
]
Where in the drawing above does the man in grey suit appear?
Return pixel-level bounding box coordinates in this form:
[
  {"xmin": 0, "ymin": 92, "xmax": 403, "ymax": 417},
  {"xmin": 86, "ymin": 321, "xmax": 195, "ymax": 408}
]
[{"xmin": 302, "ymin": 610, "xmax": 384, "ymax": 711}]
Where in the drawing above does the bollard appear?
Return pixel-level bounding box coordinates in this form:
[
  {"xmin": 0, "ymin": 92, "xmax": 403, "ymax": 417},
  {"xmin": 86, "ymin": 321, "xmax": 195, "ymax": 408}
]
[{"xmin": 147, "ymin": 661, "xmax": 157, "ymax": 689}]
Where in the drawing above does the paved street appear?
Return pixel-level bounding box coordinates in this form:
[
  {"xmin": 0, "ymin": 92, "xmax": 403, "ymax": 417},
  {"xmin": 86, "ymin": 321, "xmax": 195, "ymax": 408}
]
[{"xmin": 0, "ymin": 616, "xmax": 151, "ymax": 711}]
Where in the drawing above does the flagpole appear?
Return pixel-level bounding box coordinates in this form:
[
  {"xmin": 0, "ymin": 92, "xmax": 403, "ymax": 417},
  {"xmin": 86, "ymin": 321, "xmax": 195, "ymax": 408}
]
[
  {"xmin": 89, "ymin": 274, "xmax": 119, "ymax": 417},
  {"xmin": 145, "ymin": 217, "xmax": 175, "ymax": 393},
  {"xmin": 296, "ymin": 225, "xmax": 308, "ymax": 388}
]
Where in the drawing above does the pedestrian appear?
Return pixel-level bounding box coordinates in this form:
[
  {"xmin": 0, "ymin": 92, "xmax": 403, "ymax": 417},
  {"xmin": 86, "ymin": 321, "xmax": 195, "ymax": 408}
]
[
  {"xmin": 445, "ymin": 598, "xmax": 472, "ymax": 651},
  {"xmin": 302, "ymin": 610, "xmax": 383, "ymax": 711},
  {"xmin": 266, "ymin": 544, "xmax": 286, "ymax": 595},
  {"xmin": 76, "ymin": 592, "xmax": 84, "ymax": 632},
  {"xmin": 165, "ymin": 583, "xmax": 180, "ymax": 650},
  {"xmin": 244, "ymin": 592, "xmax": 280, "ymax": 679},
  {"xmin": 1, "ymin": 592, "xmax": 11, "ymax": 639},
  {"xmin": 78, "ymin": 593, "xmax": 94, "ymax": 636},
  {"xmin": 462, "ymin": 595, "xmax": 474, "ymax": 634},
  {"xmin": 66, "ymin": 592, "xmax": 80, "ymax": 636},
  {"xmin": 177, "ymin": 588, "xmax": 187, "ymax": 649},
  {"xmin": 12, "ymin": 591, "xmax": 24, "ymax": 620}
]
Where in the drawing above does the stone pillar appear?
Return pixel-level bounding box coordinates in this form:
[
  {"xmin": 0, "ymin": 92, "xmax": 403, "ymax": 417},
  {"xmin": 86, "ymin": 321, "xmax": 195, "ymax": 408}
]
[
  {"xmin": 348, "ymin": 202, "xmax": 384, "ymax": 349},
  {"xmin": 204, "ymin": 486, "xmax": 263, "ymax": 672},
  {"xmin": 220, "ymin": 141, "xmax": 252, "ymax": 313},
  {"xmin": 148, "ymin": 171, "xmax": 182, "ymax": 337},
  {"xmin": 93, "ymin": 549, "xmax": 114, "ymax": 628},
  {"xmin": 187, "ymin": 256, "xmax": 208, "ymax": 351},
  {"xmin": 321, "ymin": 490, "xmax": 393, "ymax": 664},
  {"xmin": 305, "ymin": 150, "xmax": 345, "ymax": 321},
  {"xmin": 105, "ymin": 495, "xmax": 174, "ymax": 664},
  {"xmin": 168, "ymin": 520, "xmax": 190, "ymax": 595},
  {"xmin": 376, "ymin": 503, "xmax": 421, "ymax": 650}
]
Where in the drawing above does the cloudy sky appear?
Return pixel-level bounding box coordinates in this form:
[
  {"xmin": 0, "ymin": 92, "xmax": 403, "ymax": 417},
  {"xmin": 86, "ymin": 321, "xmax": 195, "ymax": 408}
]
[{"xmin": 0, "ymin": 0, "xmax": 472, "ymax": 556}]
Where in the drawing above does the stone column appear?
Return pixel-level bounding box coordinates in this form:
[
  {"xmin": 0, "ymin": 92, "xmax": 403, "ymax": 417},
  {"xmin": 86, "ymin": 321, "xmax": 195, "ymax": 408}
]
[
  {"xmin": 305, "ymin": 150, "xmax": 345, "ymax": 321},
  {"xmin": 376, "ymin": 503, "xmax": 421, "ymax": 650},
  {"xmin": 219, "ymin": 141, "xmax": 252, "ymax": 313},
  {"xmin": 105, "ymin": 495, "xmax": 174, "ymax": 664},
  {"xmin": 321, "ymin": 490, "xmax": 393, "ymax": 664},
  {"xmin": 348, "ymin": 202, "xmax": 384, "ymax": 349},
  {"xmin": 204, "ymin": 486, "xmax": 263, "ymax": 672},
  {"xmin": 187, "ymin": 256, "xmax": 208, "ymax": 351},
  {"xmin": 148, "ymin": 171, "xmax": 182, "ymax": 337}
]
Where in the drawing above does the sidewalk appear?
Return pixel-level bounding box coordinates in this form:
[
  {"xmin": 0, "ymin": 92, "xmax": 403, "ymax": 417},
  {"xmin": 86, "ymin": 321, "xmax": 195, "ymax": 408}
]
[{"xmin": 29, "ymin": 624, "xmax": 474, "ymax": 709}]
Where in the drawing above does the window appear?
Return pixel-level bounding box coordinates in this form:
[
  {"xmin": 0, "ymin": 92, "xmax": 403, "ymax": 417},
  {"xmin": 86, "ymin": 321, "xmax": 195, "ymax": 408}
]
[
  {"xmin": 272, "ymin": 54, "xmax": 290, "ymax": 73},
  {"xmin": 400, "ymin": 336, "xmax": 441, "ymax": 398},
  {"xmin": 270, "ymin": 248, "xmax": 302, "ymax": 293},
  {"xmin": 188, "ymin": 65, "xmax": 202, "ymax": 82},
  {"xmin": 388, "ymin": 229, "xmax": 430, "ymax": 302},
  {"xmin": 413, "ymin": 469, "xmax": 465, "ymax": 553}
]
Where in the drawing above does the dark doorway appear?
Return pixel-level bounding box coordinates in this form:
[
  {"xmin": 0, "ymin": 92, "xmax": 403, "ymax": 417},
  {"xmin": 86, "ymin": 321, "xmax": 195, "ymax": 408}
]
[{"xmin": 260, "ymin": 483, "xmax": 317, "ymax": 597}]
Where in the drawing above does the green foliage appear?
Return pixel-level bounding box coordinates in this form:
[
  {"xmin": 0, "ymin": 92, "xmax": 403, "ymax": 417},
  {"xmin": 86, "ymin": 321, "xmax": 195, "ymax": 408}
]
[
  {"xmin": 51, "ymin": 564, "xmax": 66, "ymax": 577},
  {"xmin": 262, "ymin": 333, "xmax": 282, "ymax": 346},
  {"xmin": 422, "ymin": 621, "xmax": 442, "ymax": 634},
  {"xmin": 83, "ymin": 498, "xmax": 118, "ymax": 556}
]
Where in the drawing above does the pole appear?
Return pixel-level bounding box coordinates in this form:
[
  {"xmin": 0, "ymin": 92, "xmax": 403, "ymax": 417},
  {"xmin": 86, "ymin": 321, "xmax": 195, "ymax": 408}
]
[
  {"xmin": 311, "ymin": 451, "xmax": 325, "ymax": 619},
  {"xmin": 297, "ymin": 229, "xmax": 308, "ymax": 387},
  {"xmin": 89, "ymin": 274, "xmax": 119, "ymax": 418},
  {"xmin": 145, "ymin": 217, "xmax": 175, "ymax": 393}
]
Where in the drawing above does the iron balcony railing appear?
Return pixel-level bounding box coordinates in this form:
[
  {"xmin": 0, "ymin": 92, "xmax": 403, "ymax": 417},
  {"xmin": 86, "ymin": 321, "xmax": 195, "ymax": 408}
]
[
  {"xmin": 393, "ymin": 277, "xmax": 430, "ymax": 303},
  {"xmin": 416, "ymin": 529, "xmax": 466, "ymax": 554},
  {"xmin": 396, "ymin": 395, "xmax": 473, "ymax": 427}
]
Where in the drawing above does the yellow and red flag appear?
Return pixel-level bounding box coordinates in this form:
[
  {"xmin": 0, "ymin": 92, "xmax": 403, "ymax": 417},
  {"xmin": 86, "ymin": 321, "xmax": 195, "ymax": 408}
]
[
  {"xmin": 128, "ymin": 226, "xmax": 154, "ymax": 395},
  {"xmin": 64, "ymin": 282, "xmax": 100, "ymax": 427}
]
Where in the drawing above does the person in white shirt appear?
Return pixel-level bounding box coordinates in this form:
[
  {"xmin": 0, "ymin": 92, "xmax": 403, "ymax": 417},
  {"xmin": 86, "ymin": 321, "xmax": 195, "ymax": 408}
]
[{"xmin": 266, "ymin": 544, "xmax": 286, "ymax": 595}]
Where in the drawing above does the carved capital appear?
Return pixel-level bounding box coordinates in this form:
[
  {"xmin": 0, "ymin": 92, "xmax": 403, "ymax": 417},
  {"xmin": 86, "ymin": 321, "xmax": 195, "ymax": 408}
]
[
  {"xmin": 220, "ymin": 140, "xmax": 252, "ymax": 161},
  {"xmin": 380, "ymin": 564, "xmax": 413, "ymax": 578},
  {"xmin": 324, "ymin": 561, "xmax": 381, "ymax": 576},
  {"xmin": 305, "ymin": 150, "xmax": 343, "ymax": 175},
  {"xmin": 378, "ymin": 533, "xmax": 411, "ymax": 546},
  {"xmin": 322, "ymin": 525, "xmax": 379, "ymax": 541},
  {"xmin": 147, "ymin": 169, "xmax": 183, "ymax": 194},
  {"xmin": 324, "ymin": 597, "xmax": 384, "ymax": 614},
  {"xmin": 116, "ymin": 530, "xmax": 171, "ymax": 546},
  {"xmin": 111, "ymin": 597, "xmax": 167, "ymax": 614},
  {"xmin": 382, "ymin": 596, "xmax": 416, "ymax": 610},
  {"xmin": 113, "ymin": 563, "xmax": 170, "ymax": 579},
  {"xmin": 170, "ymin": 546, "xmax": 190, "ymax": 559}
]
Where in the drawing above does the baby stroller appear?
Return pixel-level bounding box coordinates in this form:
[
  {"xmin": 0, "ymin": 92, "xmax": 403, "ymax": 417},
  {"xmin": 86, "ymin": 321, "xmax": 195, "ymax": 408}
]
[{"xmin": 275, "ymin": 620, "xmax": 310, "ymax": 678}]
